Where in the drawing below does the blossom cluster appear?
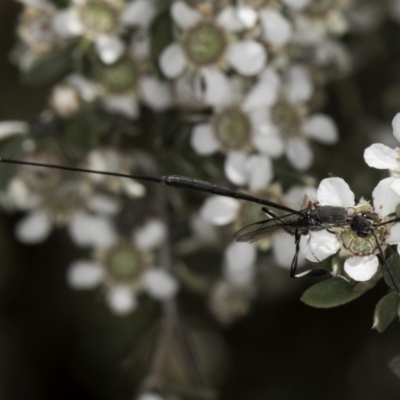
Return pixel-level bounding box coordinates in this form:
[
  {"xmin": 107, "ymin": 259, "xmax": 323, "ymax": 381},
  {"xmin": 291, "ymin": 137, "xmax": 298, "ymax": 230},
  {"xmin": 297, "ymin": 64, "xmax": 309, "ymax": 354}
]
[
  {"xmin": 5, "ymin": 0, "xmax": 400, "ymax": 396},
  {"xmin": 0, "ymin": 0, "xmax": 357, "ymax": 324}
]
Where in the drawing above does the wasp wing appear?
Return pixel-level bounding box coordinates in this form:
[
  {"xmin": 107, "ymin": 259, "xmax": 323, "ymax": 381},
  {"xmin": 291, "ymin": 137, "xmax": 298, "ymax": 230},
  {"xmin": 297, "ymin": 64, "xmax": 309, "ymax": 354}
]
[{"xmin": 235, "ymin": 213, "xmax": 301, "ymax": 243}]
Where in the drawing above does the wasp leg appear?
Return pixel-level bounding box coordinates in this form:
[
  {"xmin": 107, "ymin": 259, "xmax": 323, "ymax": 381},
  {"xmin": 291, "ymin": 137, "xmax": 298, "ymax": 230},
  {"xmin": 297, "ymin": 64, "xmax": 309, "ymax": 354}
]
[
  {"xmin": 290, "ymin": 229, "xmax": 301, "ymax": 278},
  {"xmin": 371, "ymin": 230, "xmax": 400, "ymax": 294}
]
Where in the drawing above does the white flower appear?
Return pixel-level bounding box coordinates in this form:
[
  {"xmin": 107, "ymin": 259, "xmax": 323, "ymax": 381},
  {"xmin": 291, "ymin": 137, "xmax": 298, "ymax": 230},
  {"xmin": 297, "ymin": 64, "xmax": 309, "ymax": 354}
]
[
  {"xmin": 159, "ymin": 1, "xmax": 267, "ymax": 80},
  {"xmin": 53, "ymin": 0, "xmax": 157, "ymax": 65},
  {"xmin": 66, "ymin": 218, "xmax": 177, "ymax": 315},
  {"xmin": 190, "ymin": 69, "xmax": 280, "ymax": 183},
  {"xmin": 300, "ymin": 177, "xmax": 400, "ymax": 282},
  {"xmin": 249, "ymin": 66, "xmax": 338, "ymax": 171}
]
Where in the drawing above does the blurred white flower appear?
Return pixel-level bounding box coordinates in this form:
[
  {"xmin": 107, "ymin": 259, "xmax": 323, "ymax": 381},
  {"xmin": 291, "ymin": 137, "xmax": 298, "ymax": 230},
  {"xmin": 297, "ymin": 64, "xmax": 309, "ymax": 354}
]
[
  {"xmin": 159, "ymin": 1, "xmax": 267, "ymax": 80},
  {"xmin": 66, "ymin": 218, "xmax": 177, "ymax": 315},
  {"xmin": 250, "ymin": 66, "xmax": 339, "ymax": 171}
]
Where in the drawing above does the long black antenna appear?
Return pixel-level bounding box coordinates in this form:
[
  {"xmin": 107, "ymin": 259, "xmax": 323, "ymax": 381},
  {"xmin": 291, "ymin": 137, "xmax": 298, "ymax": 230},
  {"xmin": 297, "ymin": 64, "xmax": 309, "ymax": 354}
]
[{"xmin": 0, "ymin": 157, "xmax": 302, "ymax": 215}]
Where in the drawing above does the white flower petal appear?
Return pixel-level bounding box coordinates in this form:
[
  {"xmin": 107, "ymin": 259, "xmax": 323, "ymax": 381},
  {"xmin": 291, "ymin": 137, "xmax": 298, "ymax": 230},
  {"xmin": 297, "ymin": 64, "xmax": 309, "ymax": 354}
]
[
  {"xmin": 246, "ymin": 154, "xmax": 273, "ymax": 191},
  {"xmin": 191, "ymin": 124, "xmax": 220, "ymax": 155},
  {"xmin": 121, "ymin": 0, "xmax": 156, "ymax": 28},
  {"xmin": 302, "ymin": 114, "xmax": 339, "ymax": 144},
  {"xmin": 140, "ymin": 76, "xmax": 173, "ymax": 111},
  {"xmin": 260, "ymin": 9, "xmax": 292, "ymax": 46},
  {"xmin": 372, "ymin": 177, "xmax": 400, "ymax": 217},
  {"xmin": 103, "ymin": 94, "xmax": 139, "ymax": 119},
  {"xmin": 286, "ymin": 138, "xmax": 313, "ymax": 171},
  {"xmin": 390, "ymin": 179, "xmax": 400, "ymax": 196},
  {"xmin": 171, "ymin": 1, "xmax": 202, "ymax": 29},
  {"xmin": 226, "ymin": 40, "xmax": 267, "ymax": 76},
  {"xmin": 190, "ymin": 213, "xmax": 218, "ymax": 243},
  {"xmin": 387, "ymin": 223, "xmax": 400, "ymax": 245},
  {"xmin": 344, "ymin": 255, "xmax": 378, "ymax": 282},
  {"xmin": 216, "ymin": 6, "xmax": 245, "ymax": 31},
  {"xmin": 272, "ymin": 230, "xmax": 306, "ymax": 269},
  {"xmin": 133, "ymin": 219, "xmax": 166, "ymax": 251},
  {"xmin": 281, "ymin": 0, "xmax": 310, "ymax": 10},
  {"xmin": 317, "ymin": 177, "xmax": 355, "ymax": 207},
  {"xmin": 236, "ymin": 6, "xmax": 258, "ymax": 28},
  {"xmin": 300, "ymin": 230, "xmax": 340, "ymax": 262},
  {"xmin": 122, "ymin": 179, "xmax": 146, "ymax": 198},
  {"xmin": 285, "ymin": 185, "xmax": 317, "ymax": 210},
  {"xmin": 66, "ymin": 74, "xmax": 99, "ymax": 102},
  {"xmin": 143, "ymin": 269, "xmax": 179, "ymax": 300},
  {"xmin": 252, "ymin": 130, "xmax": 284, "ymax": 158},
  {"xmin": 364, "ymin": 143, "xmax": 400, "ymax": 170},
  {"xmin": 68, "ymin": 214, "xmax": 117, "ymax": 248},
  {"xmin": 15, "ymin": 210, "xmax": 52, "ymax": 244},
  {"xmin": 67, "ymin": 260, "xmax": 104, "ymax": 289},
  {"xmin": 392, "ymin": 113, "xmax": 400, "ymax": 143},
  {"xmin": 224, "ymin": 151, "xmax": 247, "ymax": 186},
  {"xmin": 224, "ymin": 241, "xmax": 256, "ymax": 286},
  {"xmin": 95, "ymin": 35, "xmax": 125, "ymax": 65},
  {"xmin": 53, "ymin": 9, "xmax": 84, "ymax": 38},
  {"xmin": 285, "ymin": 65, "xmax": 313, "ymax": 104},
  {"xmin": 107, "ymin": 286, "xmax": 137, "ymax": 315},
  {"xmin": 88, "ymin": 194, "xmax": 120, "ymax": 215},
  {"xmin": 242, "ymin": 79, "xmax": 279, "ymax": 111},
  {"xmin": 200, "ymin": 196, "xmax": 240, "ymax": 226},
  {"xmin": 159, "ymin": 43, "xmax": 187, "ymax": 79},
  {"xmin": 0, "ymin": 121, "xmax": 29, "ymax": 139},
  {"xmin": 199, "ymin": 67, "xmax": 234, "ymax": 107}
]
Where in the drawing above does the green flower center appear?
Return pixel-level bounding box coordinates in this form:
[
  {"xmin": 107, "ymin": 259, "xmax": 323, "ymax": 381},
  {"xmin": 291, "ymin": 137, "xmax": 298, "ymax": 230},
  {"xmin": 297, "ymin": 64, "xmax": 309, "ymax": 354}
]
[
  {"xmin": 183, "ymin": 22, "xmax": 227, "ymax": 66},
  {"xmin": 99, "ymin": 59, "xmax": 138, "ymax": 92},
  {"xmin": 108, "ymin": 245, "xmax": 142, "ymax": 281},
  {"xmin": 80, "ymin": 2, "xmax": 117, "ymax": 33},
  {"xmin": 338, "ymin": 213, "xmax": 387, "ymax": 256},
  {"xmin": 213, "ymin": 107, "xmax": 250, "ymax": 149},
  {"xmin": 271, "ymin": 101, "xmax": 301, "ymax": 137}
]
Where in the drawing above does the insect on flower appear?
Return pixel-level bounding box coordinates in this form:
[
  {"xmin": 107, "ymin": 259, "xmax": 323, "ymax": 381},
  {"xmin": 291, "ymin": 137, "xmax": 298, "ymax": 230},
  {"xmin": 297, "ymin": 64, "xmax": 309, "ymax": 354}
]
[{"xmin": 1, "ymin": 157, "xmax": 400, "ymax": 291}]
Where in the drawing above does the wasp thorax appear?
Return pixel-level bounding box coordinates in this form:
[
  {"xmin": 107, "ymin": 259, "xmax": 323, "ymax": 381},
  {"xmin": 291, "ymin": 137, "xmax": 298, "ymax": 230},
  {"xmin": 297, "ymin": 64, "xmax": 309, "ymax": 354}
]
[
  {"xmin": 105, "ymin": 243, "xmax": 150, "ymax": 284},
  {"xmin": 271, "ymin": 100, "xmax": 302, "ymax": 137},
  {"xmin": 98, "ymin": 59, "xmax": 139, "ymax": 92},
  {"xmin": 213, "ymin": 107, "xmax": 251, "ymax": 150},
  {"xmin": 182, "ymin": 22, "xmax": 227, "ymax": 66},
  {"xmin": 18, "ymin": 152, "xmax": 63, "ymax": 192},
  {"xmin": 79, "ymin": 0, "xmax": 120, "ymax": 35}
]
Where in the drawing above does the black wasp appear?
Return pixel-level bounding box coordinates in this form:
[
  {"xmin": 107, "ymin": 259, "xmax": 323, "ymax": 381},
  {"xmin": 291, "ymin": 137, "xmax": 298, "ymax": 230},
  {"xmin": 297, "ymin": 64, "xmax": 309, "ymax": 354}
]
[{"xmin": 1, "ymin": 157, "xmax": 399, "ymax": 289}]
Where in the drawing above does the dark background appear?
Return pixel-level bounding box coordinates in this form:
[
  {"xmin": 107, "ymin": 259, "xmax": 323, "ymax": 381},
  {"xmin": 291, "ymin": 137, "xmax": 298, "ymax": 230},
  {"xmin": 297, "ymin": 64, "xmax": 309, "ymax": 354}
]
[{"xmin": 1, "ymin": 1, "xmax": 400, "ymax": 399}]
